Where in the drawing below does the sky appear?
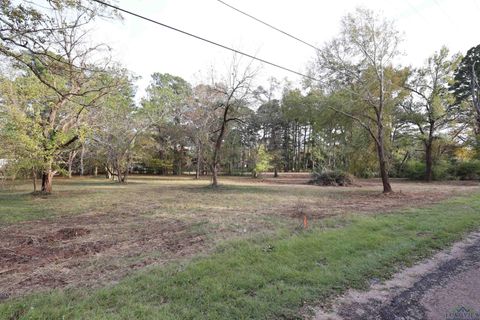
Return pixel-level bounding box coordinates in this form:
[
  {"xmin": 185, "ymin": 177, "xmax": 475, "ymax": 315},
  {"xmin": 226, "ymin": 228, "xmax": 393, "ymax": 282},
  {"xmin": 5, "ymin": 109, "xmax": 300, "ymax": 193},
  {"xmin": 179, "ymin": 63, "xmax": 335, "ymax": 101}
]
[{"xmin": 91, "ymin": 0, "xmax": 480, "ymax": 97}]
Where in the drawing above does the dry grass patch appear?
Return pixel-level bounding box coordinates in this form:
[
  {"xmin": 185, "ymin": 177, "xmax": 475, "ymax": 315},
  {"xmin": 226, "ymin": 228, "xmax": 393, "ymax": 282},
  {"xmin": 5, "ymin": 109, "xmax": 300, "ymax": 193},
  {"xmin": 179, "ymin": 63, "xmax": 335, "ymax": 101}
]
[{"xmin": 0, "ymin": 175, "xmax": 478, "ymax": 299}]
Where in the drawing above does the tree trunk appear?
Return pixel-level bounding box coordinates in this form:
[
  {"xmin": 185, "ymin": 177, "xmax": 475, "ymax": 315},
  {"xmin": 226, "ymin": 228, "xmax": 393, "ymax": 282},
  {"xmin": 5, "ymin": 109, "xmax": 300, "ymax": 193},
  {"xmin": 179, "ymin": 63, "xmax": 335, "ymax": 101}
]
[
  {"xmin": 94, "ymin": 166, "xmax": 98, "ymax": 177},
  {"xmin": 105, "ymin": 165, "xmax": 112, "ymax": 179},
  {"xmin": 211, "ymin": 164, "xmax": 219, "ymax": 187},
  {"xmin": 67, "ymin": 150, "xmax": 78, "ymax": 179},
  {"xmin": 424, "ymin": 121, "xmax": 435, "ymax": 182},
  {"xmin": 376, "ymin": 78, "xmax": 393, "ymax": 194},
  {"xmin": 375, "ymin": 134, "xmax": 392, "ymax": 193},
  {"xmin": 41, "ymin": 169, "xmax": 54, "ymax": 194},
  {"xmin": 68, "ymin": 162, "xmax": 73, "ymax": 179},
  {"xmin": 274, "ymin": 166, "xmax": 278, "ymax": 178},
  {"xmin": 425, "ymin": 141, "xmax": 434, "ymax": 182},
  {"xmin": 80, "ymin": 144, "xmax": 85, "ymax": 176},
  {"xmin": 32, "ymin": 168, "xmax": 37, "ymax": 192},
  {"xmin": 195, "ymin": 145, "xmax": 201, "ymax": 180},
  {"xmin": 303, "ymin": 125, "xmax": 308, "ymax": 170},
  {"xmin": 210, "ymin": 103, "xmax": 230, "ymax": 187},
  {"xmin": 68, "ymin": 154, "xmax": 74, "ymax": 179},
  {"xmin": 179, "ymin": 145, "xmax": 183, "ymax": 175}
]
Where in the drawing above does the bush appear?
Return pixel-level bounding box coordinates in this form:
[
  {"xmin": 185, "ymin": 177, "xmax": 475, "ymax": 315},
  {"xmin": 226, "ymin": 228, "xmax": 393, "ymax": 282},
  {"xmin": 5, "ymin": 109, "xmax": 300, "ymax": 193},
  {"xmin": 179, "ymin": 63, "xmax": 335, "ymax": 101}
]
[
  {"xmin": 433, "ymin": 160, "xmax": 452, "ymax": 180},
  {"xmin": 310, "ymin": 169, "xmax": 355, "ymax": 186},
  {"xmin": 403, "ymin": 160, "xmax": 458, "ymax": 181},
  {"xmin": 453, "ymin": 160, "xmax": 480, "ymax": 180},
  {"xmin": 404, "ymin": 160, "xmax": 425, "ymax": 180}
]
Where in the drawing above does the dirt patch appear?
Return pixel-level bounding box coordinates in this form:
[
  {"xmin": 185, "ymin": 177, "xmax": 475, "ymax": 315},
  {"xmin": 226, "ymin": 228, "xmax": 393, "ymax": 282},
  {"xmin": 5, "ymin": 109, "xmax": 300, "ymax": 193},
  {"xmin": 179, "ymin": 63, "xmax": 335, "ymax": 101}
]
[
  {"xmin": 50, "ymin": 227, "xmax": 91, "ymax": 240},
  {"xmin": 0, "ymin": 214, "xmax": 207, "ymax": 299},
  {"xmin": 286, "ymin": 185, "xmax": 476, "ymax": 219}
]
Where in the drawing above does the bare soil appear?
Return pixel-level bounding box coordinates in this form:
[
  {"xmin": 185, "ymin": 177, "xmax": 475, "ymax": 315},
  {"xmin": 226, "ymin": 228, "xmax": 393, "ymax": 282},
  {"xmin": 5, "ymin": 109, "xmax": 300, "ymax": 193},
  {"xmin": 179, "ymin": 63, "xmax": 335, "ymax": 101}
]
[
  {"xmin": 285, "ymin": 179, "xmax": 478, "ymax": 219},
  {"xmin": 0, "ymin": 213, "xmax": 206, "ymax": 299}
]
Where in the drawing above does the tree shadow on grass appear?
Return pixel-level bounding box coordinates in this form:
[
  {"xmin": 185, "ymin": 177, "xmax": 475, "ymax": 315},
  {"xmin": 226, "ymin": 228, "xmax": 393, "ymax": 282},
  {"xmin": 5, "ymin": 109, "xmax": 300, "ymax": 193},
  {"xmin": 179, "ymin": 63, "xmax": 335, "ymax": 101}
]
[
  {"xmin": 184, "ymin": 184, "xmax": 286, "ymax": 195},
  {"xmin": 56, "ymin": 179, "xmax": 147, "ymax": 188}
]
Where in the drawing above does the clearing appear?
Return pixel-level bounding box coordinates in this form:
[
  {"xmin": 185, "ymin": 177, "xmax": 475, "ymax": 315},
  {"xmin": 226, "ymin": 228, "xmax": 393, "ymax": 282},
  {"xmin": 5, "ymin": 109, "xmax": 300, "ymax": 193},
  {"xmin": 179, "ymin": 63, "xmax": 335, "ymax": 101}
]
[{"xmin": 0, "ymin": 175, "xmax": 479, "ymax": 319}]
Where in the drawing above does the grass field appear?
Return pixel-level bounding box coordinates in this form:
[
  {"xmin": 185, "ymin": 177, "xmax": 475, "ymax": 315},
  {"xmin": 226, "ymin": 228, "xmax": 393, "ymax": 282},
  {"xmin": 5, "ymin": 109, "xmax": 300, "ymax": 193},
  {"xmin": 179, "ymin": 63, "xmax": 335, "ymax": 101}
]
[{"xmin": 0, "ymin": 175, "xmax": 479, "ymax": 319}]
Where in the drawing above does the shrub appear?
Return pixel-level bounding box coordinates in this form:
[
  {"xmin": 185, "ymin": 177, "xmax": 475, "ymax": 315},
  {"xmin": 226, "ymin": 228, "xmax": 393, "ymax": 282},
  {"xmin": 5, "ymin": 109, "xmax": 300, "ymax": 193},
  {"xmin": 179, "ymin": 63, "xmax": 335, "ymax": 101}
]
[
  {"xmin": 433, "ymin": 160, "xmax": 452, "ymax": 180},
  {"xmin": 404, "ymin": 160, "xmax": 455, "ymax": 181},
  {"xmin": 310, "ymin": 169, "xmax": 355, "ymax": 186},
  {"xmin": 404, "ymin": 160, "xmax": 425, "ymax": 180},
  {"xmin": 453, "ymin": 160, "xmax": 480, "ymax": 180}
]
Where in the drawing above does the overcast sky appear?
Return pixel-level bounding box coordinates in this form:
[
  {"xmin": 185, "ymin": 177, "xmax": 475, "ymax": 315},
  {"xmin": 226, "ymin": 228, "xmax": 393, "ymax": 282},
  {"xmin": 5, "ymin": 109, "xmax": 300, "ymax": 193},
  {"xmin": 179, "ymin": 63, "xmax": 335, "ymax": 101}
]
[{"xmin": 92, "ymin": 0, "xmax": 480, "ymax": 96}]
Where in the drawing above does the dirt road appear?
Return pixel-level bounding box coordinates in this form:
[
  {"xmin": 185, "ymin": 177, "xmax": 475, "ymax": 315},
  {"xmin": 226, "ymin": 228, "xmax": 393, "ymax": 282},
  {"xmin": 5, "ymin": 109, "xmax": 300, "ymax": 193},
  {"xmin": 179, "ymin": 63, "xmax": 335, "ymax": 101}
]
[{"xmin": 313, "ymin": 232, "xmax": 480, "ymax": 320}]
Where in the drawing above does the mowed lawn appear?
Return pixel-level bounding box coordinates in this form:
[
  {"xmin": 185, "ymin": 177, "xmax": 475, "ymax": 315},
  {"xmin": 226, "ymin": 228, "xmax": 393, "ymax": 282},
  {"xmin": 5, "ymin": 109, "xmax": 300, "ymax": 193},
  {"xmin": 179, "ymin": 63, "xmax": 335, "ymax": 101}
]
[{"xmin": 1, "ymin": 175, "xmax": 479, "ymax": 319}]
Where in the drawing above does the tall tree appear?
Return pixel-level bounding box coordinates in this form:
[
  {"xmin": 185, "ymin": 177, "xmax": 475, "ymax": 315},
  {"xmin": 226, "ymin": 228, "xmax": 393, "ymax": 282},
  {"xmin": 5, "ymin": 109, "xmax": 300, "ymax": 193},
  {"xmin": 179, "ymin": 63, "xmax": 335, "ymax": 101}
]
[
  {"xmin": 255, "ymin": 99, "xmax": 284, "ymax": 176},
  {"xmin": 91, "ymin": 71, "xmax": 142, "ymax": 183},
  {"xmin": 451, "ymin": 44, "xmax": 480, "ymax": 139},
  {"xmin": 208, "ymin": 56, "xmax": 257, "ymax": 187},
  {"xmin": 141, "ymin": 73, "xmax": 192, "ymax": 175},
  {"xmin": 0, "ymin": 74, "xmax": 44, "ymax": 190},
  {"xmin": 0, "ymin": 0, "xmax": 119, "ymax": 193},
  {"xmin": 187, "ymin": 84, "xmax": 219, "ymax": 179},
  {"xmin": 315, "ymin": 8, "xmax": 406, "ymax": 193},
  {"xmin": 402, "ymin": 47, "xmax": 462, "ymax": 181}
]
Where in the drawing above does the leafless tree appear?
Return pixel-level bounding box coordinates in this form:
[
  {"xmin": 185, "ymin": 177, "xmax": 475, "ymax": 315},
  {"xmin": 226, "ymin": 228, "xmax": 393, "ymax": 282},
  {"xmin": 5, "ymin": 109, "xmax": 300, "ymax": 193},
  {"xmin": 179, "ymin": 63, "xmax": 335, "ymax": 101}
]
[{"xmin": 207, "ymin": 55, "xmax": 258, "ymax": 187}]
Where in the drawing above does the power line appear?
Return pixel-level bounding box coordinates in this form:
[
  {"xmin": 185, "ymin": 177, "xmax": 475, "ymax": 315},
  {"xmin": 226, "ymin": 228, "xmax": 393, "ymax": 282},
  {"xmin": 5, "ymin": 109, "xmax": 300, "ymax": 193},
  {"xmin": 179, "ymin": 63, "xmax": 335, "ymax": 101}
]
[
  {"xmin": 90, "ymin": 0, "xmax": 318, "ymax": 81},
  {"xmin": 216, "ymin": 0, "xmax": 321, "ymax": 52},
  {"xmin": 403, "ymin": 0, "xmax": 430, "ymax": 24},
  {"xmin": 431, "ymin": 0, "xmax": 461, "ymax": 30}
]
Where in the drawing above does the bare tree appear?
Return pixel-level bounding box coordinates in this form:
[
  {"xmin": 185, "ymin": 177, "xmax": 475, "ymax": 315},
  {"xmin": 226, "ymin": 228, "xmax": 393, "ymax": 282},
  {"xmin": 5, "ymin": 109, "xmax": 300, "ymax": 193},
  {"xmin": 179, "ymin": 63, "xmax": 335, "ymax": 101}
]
[
  {"xmin": 186, "ymin": 84, "xmax": 217, "ymax": 179},
  {"xmin": 208, "ymin": 56, "xmax": 258, "ymax": 187}
]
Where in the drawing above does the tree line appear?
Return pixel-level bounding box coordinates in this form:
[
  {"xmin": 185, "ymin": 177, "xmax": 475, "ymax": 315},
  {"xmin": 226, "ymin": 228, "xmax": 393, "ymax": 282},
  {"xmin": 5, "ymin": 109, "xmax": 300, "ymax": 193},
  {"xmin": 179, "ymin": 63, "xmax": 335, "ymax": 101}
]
[{"xmin": 1, "ymin": 2, "xmax": 479, "ymax": 194}]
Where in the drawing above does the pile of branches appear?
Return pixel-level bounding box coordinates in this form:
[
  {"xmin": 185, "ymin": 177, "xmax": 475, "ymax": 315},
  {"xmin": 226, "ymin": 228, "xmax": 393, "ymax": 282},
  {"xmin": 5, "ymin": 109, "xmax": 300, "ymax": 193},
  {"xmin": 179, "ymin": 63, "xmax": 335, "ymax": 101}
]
[{"xmin": 310, "ymin": 169, "xmax": 355, "ymax": 186}]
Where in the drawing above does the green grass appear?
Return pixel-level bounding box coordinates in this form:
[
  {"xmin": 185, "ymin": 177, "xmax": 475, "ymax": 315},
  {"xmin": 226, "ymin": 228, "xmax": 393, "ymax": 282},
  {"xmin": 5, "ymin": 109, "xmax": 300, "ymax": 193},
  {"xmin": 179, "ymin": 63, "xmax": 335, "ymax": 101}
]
[{"xmin": 2, "ymin": 194, "xmax": 480, "ymax": 319}]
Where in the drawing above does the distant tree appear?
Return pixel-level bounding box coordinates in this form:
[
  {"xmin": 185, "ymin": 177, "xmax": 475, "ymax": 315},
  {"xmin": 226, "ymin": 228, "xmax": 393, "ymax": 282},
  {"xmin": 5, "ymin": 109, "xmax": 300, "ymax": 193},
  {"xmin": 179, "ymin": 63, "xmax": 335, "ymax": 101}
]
[
  {"xmin": 252, "ymin": 77, "xmax": 280, "ymax": 104},
  {"xmin": 141, "ymin": 73, "xmax": 192, "ymax": 175},
  {"xmin": 256, "ymin": 99, "xmax": 284, "ymax": 176},
  {"xmin": 252, "ymin": 144, "xmax": 272, "ymax": 178},
  {"xmin": 91, "ymin": 71, "xmax": 143, "ymax": 183},
  {"xmin": 187, "ymin": 84, "xmax": 218, "ymax": 179}
]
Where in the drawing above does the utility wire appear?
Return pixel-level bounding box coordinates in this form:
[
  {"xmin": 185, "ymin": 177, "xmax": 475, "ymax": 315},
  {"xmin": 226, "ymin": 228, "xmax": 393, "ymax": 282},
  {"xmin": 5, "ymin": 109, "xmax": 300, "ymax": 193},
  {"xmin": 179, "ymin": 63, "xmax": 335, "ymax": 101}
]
[
  {"xmin": 431, "ymin": 0, "xmax": 461, "ymax": 30},
  {"xmin": 216, "ymin": 0, "xmax": 321, "ymax": 52},
  {"xmin": 90, "ymin": 0, "xmax": 318, "ymax": 81},
  {"xmin": 403, "ymin": 0, "xmax": 431, "ymax": 23}
]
